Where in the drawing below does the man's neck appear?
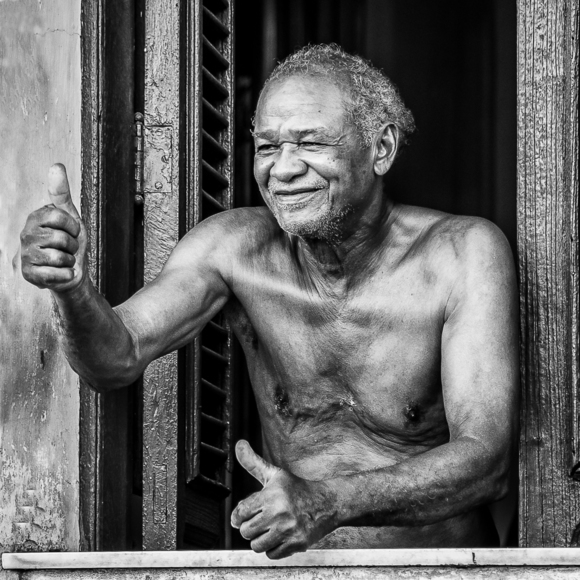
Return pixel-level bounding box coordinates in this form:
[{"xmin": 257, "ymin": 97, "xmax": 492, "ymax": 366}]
[{"xmin": 293, "ymin": 196, "xmax": 398, "ymax": 283}]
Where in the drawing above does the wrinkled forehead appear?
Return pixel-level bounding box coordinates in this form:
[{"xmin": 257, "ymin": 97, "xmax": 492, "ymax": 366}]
[{"xmin": 254, "ymin": 75, "xmax": 352, "ymax": 133}]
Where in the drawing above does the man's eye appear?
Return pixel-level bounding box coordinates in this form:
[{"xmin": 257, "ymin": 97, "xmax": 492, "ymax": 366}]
[
  {"xmin": 299, "ymin": 142, "xmax": 326, "ymax": 149},
  {"xmin": 257, "ymin": 144, "xmax": 278, "ymax": 153}
]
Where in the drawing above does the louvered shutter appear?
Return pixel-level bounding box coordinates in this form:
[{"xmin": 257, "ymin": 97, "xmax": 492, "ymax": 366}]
[
  {"xmin": 142, "ymin": 0, "xmax": 235, "ymax": 550},
  {"xmin": 184, "ymin": 0, "xmax": 235, "ymax": 548}
]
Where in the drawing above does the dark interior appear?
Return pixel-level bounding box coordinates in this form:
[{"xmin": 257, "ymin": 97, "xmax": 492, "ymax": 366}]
[{"xmin": 232, "ymin": 0, "xmax": 518, "ymax": 548}]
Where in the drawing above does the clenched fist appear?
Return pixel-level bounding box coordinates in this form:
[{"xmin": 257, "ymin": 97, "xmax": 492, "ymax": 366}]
[
  {"xmin": 231, "ymin": 440, "xmax": 337, "ymax": 560},
  {"xmin": 20, "ymin": 164, "xmax": 87, "ymax": 293}
]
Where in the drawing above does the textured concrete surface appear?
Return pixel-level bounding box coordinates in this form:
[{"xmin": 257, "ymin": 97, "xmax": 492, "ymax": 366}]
[
  {"xmin": 0, "ymin": 0, "xmax": 81, "ymax": 553},
  {"xmin": 11, "ymin": 567, "xmax": 580, "ymax": 580}
]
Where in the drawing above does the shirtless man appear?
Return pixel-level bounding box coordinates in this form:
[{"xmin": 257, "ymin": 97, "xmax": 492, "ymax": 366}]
[{"xmin": 20, "ymin": 45, "xmax": 518, "ymax": 558}]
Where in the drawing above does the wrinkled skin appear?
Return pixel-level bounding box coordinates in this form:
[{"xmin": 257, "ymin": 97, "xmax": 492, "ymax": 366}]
[{"xmin": 21, "ymin": 76, "xmax": 519, "ymax": 559}]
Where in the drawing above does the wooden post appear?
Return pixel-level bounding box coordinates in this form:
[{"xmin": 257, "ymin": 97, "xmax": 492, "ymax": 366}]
[
  {"xmin": 142, "ymin": 0, "xmax": 182, "ymax": 550},
  {"xmin": 518, "ymin": 0, "xmax": 579, "ymax": 547},
  {"xmin": 80, "ymin": 0, "xmax": 135, "ymax": 551}
]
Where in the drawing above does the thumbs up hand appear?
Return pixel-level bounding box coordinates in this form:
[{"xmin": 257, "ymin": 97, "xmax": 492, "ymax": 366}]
[
  {"xmin": 231, "ymin": 440, "xmax": 337, "ymax": 560},
  {"xmin": 21, "ymin": 164, "xmax": 87, "ymax": 293}
]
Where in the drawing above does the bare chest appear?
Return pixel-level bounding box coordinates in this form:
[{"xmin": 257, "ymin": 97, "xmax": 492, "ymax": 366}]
[{"xmin": 225, "ymin": 260, "xmax": 450, "ymax": 467}]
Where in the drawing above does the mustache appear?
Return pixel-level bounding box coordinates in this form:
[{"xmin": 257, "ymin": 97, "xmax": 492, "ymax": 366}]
[{"xmin": 268, "ymin": 178, "xmax": 328, "ymax": 195}]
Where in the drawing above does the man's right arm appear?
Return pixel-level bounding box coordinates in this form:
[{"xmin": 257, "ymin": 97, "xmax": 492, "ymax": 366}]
[{"xmin": 21, "ymin": 164, "xmax": 231, "ymax": 392}]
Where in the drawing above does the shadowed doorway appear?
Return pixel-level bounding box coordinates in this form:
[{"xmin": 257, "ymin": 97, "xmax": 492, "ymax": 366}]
[{"xmin": 232, "ymin": 0, "xmax": 517, "ymax": 548}]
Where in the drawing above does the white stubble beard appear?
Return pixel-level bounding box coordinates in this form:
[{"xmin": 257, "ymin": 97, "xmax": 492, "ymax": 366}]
[{"xmin": 267, "ymin": 179, "xmax": 354, "ymax": 245}]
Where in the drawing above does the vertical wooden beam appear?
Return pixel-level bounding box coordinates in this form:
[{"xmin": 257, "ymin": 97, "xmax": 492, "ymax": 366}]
[
  {"xmin": 80, "ymin": 0, "xmax": 135, "ymax": 551},
  {"xmin": 518, "ymin": 0, "xmax": 579, "ymax": 547},
  {"xmin": 142, "ymin": 0, "xmax": 182, "ymax": 550},
  {"xmin": 79, "ymin": 0, "xmax": 105, "ymax": 552}
]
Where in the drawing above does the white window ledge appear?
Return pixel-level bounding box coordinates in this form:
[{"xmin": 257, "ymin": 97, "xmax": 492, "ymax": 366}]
[{"xmin": 3, "ymin": 548, "xmax": 580, "ymax": 570}]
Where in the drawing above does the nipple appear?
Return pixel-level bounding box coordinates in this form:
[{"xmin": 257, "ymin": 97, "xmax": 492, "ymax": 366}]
[{"xmin": 404, "ymin": 402, "xmax": 422, "ymax": 423}]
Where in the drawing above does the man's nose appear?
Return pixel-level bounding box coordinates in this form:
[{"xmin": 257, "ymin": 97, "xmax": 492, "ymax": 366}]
[{"xmin": 269, "ymin": 144, "xmax": 307, "ymax": 182}]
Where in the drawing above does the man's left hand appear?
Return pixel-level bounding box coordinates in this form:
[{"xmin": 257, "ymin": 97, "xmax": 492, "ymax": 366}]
[{"xmin": 231, "ymin": 440, "xmax": 336, "ymax": 559}]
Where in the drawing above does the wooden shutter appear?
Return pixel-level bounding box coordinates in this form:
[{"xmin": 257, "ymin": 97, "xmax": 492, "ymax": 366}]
[
  {"xmin": 183, "ymin": 0, "xmax": 235, "ymax": 549},
  {"xmin": 142, "ymin": 0, "xmax": 235, "ymax": 550}
]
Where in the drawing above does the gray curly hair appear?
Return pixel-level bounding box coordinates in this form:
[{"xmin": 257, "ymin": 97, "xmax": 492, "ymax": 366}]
[{"xmin": 257, "ymin": 44, "xmax": 416, "ymax": 150}]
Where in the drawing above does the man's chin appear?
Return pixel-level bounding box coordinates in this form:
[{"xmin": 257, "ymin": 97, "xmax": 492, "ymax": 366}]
[{"xmin": 274, "ymin": 206, "xmax": 354, "ymax": 244}]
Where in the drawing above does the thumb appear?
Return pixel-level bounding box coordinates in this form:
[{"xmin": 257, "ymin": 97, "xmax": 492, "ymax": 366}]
[
  {"xmin": 235, "ymin": 440, "xmax": 277, "ymax": 486},
  {"xmin": 47, "ymin": 163, "xmax": 81, "ymax": 219}
]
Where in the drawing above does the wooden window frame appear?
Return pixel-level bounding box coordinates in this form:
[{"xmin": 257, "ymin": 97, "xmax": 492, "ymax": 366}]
[
  {"xmin": 517, "ymin": 0, "xmax": 580, "ymax": 547},
  {"xmin": 78, "ymin": 0, "xmax": 580, "ymax": 553},
  {"xmin": 79, "ymin": 0, "xmax": 137, "ymax": 551}
]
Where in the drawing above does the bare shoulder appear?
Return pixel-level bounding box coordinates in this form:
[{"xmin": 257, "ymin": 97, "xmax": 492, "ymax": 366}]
[
  {"xmin": 394, "ymin": 205, "xmax": 516, "ymax": 319},
  {"xmin": 433, "ymin": 213, "xmax": 512, "ymax": 269},
  {"xmin": 160, "ymin": 207, "xmax": 280, "ymax": 286},
  {"xmin": 177, "ymin": 207, "xmax": 278, "ymax": 257},
  {"xmin": 397, "ymin": 204, "xmax": 514, "ymax": 274}
]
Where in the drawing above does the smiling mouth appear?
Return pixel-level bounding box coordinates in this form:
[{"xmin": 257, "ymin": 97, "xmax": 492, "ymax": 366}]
[{"xmin": 272, "ymin": 187, "xmax": 325, "ymax": 205}]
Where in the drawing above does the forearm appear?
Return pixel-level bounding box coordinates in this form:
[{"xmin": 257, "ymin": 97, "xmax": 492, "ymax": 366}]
[
  {"xmin": 324, "ymin": 437, "xmax": 509, "ymax": 529},
  {"xmin": 52, "ymin": 277, "xmax": 139, "ymax": 391}
]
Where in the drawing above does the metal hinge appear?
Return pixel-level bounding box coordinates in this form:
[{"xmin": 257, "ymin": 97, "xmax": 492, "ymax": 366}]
[{"xmin": 134, "ymin": 112, "xmax": 144, "ymax": 205}]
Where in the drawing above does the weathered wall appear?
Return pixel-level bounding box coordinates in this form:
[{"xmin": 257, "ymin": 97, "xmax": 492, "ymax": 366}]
[
  {"xmin": 11, "ymin": 567, "xmax": 580, "ymax": 580},
  {"xmin": 0, "ymin": 0, "xmax": 81, "ymax": 552}
]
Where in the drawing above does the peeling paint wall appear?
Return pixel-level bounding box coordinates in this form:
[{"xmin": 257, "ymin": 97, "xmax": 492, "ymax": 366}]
[{"xmin": 0, "ymin": 0, "xmax": 81, "ymax": 552}]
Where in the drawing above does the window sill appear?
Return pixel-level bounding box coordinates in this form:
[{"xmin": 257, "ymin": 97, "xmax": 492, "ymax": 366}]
[{"xmin": 3, "ymin": 548, "xmax": 580, "ymax": 570}]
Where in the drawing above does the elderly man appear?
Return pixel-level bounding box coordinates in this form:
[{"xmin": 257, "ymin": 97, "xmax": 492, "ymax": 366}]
[{"xmin": 20, "ymin": 44, "xmax": 518, "ymax": 558}]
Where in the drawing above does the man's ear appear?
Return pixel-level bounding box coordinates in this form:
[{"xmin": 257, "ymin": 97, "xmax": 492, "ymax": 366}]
[{"xmin": 373, "ymin": 123, "xmax": 399, "ymax": 176}]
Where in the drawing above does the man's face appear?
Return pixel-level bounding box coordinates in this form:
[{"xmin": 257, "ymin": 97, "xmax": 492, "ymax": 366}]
[{"xmin": 253, "ymin": 75, "xmax": 377, "ymax": 241}]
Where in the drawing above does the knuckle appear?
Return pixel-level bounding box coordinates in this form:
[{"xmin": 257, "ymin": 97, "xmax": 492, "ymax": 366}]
[
  {"xmin": 21, "ymin": 259, "xmax": 34, "ymax": 274},
  {"xmin": 20, "ymin": 248, "xmax": 31, "ymax": 264},
  {"xmin": 278, "ymin": 519, "xmax": 294, "ymax": 534},
  {"xmin": 20, "ymin": 230, "xmax": 36, "ymax": 248},
  {"xmin": 24, "ymin": 247, "xmax": 40, "ymax": 264},
  {"xmin": 28, "ymin": 207, "xmax": 46, "ymax": 223},
  {"xmin": 21, "ymin": 266, "xmax": 33, "ymax": 282}
]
